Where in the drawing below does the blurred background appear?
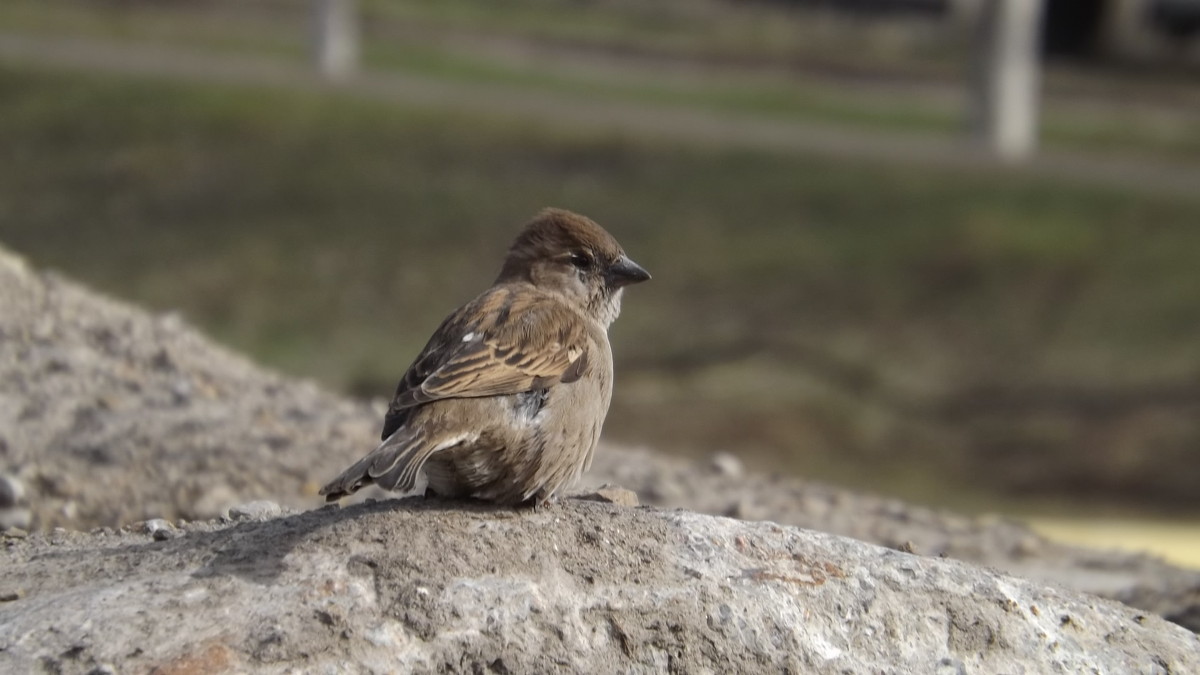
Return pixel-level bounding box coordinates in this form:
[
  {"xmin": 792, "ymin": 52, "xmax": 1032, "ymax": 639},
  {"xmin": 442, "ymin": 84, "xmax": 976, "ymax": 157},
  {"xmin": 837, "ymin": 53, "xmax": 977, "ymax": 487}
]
[{"xmin": 1, "ymin": 0, "xmax": 1198, "ymax": 564}]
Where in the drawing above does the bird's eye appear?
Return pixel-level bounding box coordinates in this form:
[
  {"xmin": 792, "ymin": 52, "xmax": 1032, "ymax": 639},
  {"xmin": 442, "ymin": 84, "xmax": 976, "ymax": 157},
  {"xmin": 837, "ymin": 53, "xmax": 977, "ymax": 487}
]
[{"xmin": 568, "ymin": 252, "xmax": 593, "ymax": 269}]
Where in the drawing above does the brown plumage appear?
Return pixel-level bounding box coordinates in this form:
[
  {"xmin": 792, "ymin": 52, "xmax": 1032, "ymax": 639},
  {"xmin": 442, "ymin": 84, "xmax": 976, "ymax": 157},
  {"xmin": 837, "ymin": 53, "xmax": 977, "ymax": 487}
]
[{"xmin": 320, "ymin": 208, "xmax": 650, "ymax": 506}]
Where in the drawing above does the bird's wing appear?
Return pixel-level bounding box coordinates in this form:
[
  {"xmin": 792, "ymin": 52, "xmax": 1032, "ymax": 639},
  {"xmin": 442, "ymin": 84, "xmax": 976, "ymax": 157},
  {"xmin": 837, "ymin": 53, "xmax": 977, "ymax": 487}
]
[{"xmin": 381, "ymin": 287, "xmax": 589, "ymax": 439}]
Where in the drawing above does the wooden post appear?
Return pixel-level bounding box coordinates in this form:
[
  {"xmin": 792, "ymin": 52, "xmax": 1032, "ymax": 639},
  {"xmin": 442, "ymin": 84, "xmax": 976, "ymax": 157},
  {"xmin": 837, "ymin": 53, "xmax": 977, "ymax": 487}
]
[
  {"xmin": 313, "ymin": 0, "xmax": 359, "ymax": 80},
  {"xmin": 971, "ymin": 0, "xmax": 1045, "ymax": 161}
]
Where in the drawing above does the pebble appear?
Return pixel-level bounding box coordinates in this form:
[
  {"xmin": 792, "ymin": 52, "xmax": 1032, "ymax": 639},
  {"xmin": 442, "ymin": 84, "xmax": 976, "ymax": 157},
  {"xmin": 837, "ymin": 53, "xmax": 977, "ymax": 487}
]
[
  {"xmin": 170, "ymin": 379, "xmax": 193, "ymax": 405},
  {"xmin": 141, "ymin": 518, "xmax": 179, "ymax": 541},
  {"xmin": 228, "ymin": 500, "xmax": 282, "ymax": 521},
  {"xmin": 577, "ymin": 486, "xmax": 640, "ymax": 508}
]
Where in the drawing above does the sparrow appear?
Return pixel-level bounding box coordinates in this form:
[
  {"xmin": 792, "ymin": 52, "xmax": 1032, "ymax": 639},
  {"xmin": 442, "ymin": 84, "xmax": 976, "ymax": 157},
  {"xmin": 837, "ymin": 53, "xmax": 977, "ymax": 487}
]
[{"xmin": 320, "ymin": 208, "xmax": 650, "ymax": 506}]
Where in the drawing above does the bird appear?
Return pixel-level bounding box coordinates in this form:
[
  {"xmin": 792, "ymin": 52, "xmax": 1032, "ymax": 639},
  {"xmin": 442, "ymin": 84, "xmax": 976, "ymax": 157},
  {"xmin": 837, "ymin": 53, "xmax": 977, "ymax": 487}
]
[{"xmin": 320, "ymin": 208, "xmax": 650, "ymax": 507}]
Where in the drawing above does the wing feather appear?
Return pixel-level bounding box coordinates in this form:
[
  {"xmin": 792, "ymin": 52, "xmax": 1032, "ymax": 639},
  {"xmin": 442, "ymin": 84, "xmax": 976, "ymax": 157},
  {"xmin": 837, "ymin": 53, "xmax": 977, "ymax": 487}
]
[{"xmin": 380, "ymin": 286, "xmax": 589, "ymax": 439}]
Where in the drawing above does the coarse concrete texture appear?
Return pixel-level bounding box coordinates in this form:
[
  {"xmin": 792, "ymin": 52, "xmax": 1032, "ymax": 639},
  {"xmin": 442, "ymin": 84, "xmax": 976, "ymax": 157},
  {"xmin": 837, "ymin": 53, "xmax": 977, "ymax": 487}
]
[{"xmin": 2, "ymin": 499, "xmax": 1197, "ymax": 674}]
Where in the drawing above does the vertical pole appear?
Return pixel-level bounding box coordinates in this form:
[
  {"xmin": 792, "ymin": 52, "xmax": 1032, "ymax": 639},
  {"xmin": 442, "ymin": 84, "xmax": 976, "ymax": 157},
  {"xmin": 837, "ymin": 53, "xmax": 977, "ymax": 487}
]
[
  {"xmin": 971, "ymin": 0, "xmax": 1045, "ymax": 161},
  {"xmin": 313, "ymin": 0, "xmax": 359, "ymax": 80}
]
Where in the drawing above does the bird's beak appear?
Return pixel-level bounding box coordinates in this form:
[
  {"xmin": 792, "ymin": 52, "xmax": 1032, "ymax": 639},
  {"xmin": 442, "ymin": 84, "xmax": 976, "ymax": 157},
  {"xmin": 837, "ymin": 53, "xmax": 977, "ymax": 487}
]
[{"xmin": 606, "ymin": 255, "xmax": 651, "ymax": 288}]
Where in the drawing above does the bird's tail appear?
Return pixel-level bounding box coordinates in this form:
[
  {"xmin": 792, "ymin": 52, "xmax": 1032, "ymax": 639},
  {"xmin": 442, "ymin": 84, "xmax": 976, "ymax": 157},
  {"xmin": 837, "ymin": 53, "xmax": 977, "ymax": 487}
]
[{"xmin": 319, "ymin": 428, "xmax": 443, "ymax": 502}]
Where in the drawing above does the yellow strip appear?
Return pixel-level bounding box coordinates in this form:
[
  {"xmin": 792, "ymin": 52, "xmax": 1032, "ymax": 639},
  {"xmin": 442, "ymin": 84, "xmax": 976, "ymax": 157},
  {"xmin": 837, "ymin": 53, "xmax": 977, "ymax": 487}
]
[{"xmin": 1026, "ymin": 517, "xmax": 1200, "ymax": 571}]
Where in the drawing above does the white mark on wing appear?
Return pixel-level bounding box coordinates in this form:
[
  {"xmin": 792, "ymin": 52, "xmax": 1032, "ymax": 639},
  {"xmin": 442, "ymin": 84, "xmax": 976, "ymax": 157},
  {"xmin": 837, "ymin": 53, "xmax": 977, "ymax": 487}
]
[
  {"xmin": 432, "ymin": 433, "xmax": 479, "ymax": 452},
  {"xmin": 462, "ymin": 332, "xmax": 477, "ymax": 342}
]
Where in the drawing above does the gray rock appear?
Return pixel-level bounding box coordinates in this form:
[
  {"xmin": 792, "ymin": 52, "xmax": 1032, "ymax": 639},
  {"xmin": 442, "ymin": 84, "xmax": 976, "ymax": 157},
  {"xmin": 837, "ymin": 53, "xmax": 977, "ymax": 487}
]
[
  {"xmin": 0, "ymin": 501, "xmax": 1195, "ymax": 674},
  {"xmin": 0, "ymin": 243, "xmax": 380, "ymax": 530},
  {"xmin": 140, "ymin": 518, "xmax": 177, "ymax": 541},
  {"xmin": 228, "ymin": 500, "xmax": 282, "ymax": 521},
  {"xmin": 575, "ymin": 485, "xmax": 640, "ymax": 507}
]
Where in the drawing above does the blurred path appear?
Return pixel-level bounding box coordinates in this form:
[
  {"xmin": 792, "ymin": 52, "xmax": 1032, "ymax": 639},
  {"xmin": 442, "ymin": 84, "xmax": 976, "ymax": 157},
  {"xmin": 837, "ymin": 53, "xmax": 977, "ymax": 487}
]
[
  {"xmin": 1028, "ymin": 517, "xmax": 1200, "ymax": 571},
  {"xmin": 2, "ymin": 32, "xmax": 1199, "ymax": 197}
]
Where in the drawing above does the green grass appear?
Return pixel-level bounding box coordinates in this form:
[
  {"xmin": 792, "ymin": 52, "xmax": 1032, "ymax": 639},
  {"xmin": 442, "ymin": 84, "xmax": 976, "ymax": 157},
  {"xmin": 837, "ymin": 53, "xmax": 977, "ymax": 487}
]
[
  {"xmin": 0, "ymin": 0, "xmax": 943, "ymax": 67},
  {"xmin": 361, "ymin": 41, "xmax": 958, "ymax": 135},
  {"xmin": 0, "ymin": 0, "xmax": 306, "ymax": 60},
  {"xmin": 4, "ymin": 0, "xmax": 1198, "ymax": 161}
]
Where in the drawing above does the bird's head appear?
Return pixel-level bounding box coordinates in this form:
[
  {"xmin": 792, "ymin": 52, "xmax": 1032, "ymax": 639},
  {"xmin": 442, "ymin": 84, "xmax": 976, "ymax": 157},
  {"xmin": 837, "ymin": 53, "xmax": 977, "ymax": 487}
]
[{"xmin": 497, "ymin": 208, "xmax": 650, "ymax": 326}]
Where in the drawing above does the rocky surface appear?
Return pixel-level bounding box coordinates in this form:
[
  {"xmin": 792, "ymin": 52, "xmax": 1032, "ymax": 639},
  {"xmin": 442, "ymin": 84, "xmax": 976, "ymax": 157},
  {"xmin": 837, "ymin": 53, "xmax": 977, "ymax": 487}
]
[
  {"xmin": 1, "ymin": 240, "xmax": 1199, "ymax": 637},
  {"xmin": 2, "ymin": 499, "xmax": 1198, "ymax": 674},
  {"xmin": 0, "ymin": 244, "xmax": 378, "ymax": 529}
]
